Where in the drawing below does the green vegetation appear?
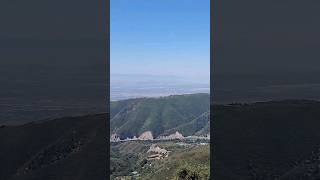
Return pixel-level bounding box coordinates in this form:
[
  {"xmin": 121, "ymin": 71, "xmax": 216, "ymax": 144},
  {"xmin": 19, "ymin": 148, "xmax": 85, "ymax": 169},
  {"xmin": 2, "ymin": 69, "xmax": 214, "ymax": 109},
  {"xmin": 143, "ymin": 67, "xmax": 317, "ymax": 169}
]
[
  {"xmin": 110, "ymin": 93, "xmax": 210, "ymax": 179},
  {"xmin": 175, "ymin": 163, "xmax": 210, "ymax": 180},
  {"xmin": 110, "ymin": 93, "xmax": 210, "ymax": 138},
  {"xmin": 110, "ymin": 142, "xmax": 149, "ymax": 178},
  {"xmin": 110, "ymin": 141, "xmax": 210, "ymax": 180},
  {"xmin": 141, "ymin": 144, "xmax": 210, "ymax": 180}
]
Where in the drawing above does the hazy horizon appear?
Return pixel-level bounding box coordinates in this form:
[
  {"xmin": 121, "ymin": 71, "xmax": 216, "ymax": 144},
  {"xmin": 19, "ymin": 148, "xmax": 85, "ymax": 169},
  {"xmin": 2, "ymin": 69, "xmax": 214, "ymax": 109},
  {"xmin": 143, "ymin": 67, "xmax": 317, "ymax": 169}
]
[
  {"xmin": 111, "ymin": 73, "xmax": 209, "ymax": 101},
  {"xmin": 110, "ymin": 0, "xmax": 210, "ymax": 100}
]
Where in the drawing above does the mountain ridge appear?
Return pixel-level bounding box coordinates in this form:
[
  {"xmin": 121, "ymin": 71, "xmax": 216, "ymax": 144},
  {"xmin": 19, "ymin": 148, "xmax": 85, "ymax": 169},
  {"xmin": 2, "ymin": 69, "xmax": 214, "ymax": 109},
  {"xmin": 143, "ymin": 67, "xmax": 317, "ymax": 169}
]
[{"xmin": 110, "ymin": 93, "xmax": 210, "ymax": 139}]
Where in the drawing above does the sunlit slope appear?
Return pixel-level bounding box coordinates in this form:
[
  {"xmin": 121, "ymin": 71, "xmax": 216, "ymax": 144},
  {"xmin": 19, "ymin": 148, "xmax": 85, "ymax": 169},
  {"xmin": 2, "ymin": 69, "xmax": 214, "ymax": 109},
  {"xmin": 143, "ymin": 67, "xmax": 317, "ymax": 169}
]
[
  {"xmin": 110, "ymin": 93, "xmax": 210, "ymax": 138},
  {"xmin": 110, "ymin": 141, "xmax": 210, "ymax": 180}
]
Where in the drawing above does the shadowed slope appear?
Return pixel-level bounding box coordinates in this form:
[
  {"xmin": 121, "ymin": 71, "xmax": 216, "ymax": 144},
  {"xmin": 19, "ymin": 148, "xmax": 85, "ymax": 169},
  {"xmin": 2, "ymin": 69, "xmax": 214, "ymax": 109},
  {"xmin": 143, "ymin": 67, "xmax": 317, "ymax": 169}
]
[
  {"xmin": 0, "ymin": 114, "xmax": 107, "ymax": 180},
  {"xmin": 213, "ymin": 100, "xmax": 320, "ymax": 179}
]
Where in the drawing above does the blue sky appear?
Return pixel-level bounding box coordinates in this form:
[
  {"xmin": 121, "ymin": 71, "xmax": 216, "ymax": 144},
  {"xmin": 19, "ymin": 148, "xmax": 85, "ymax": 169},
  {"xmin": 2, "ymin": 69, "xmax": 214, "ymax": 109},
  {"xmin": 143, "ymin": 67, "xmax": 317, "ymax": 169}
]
[{"xmin": 111, "ymin": 0, "xmax": 210, "ymax": 81}]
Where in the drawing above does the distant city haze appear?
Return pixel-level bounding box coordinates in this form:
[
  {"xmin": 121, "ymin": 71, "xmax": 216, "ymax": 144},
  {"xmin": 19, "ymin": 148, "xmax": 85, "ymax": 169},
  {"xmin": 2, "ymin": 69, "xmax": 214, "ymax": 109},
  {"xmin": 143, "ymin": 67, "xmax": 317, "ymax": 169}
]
[
  {"xmin": 111, "ymin": 74, "xmax": 209, "ymax": 101},
  {"xmin": 111, "ymin": 0, "xmax": 209, "ymax": 100}
]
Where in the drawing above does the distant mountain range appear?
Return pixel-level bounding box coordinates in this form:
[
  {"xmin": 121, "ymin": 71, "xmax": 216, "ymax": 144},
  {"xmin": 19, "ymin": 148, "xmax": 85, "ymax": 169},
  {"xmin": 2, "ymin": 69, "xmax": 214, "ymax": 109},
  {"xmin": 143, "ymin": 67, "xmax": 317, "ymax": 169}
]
[{"xmin": 110, "ymin": 93, "xmax": 210, "ymax": 139}]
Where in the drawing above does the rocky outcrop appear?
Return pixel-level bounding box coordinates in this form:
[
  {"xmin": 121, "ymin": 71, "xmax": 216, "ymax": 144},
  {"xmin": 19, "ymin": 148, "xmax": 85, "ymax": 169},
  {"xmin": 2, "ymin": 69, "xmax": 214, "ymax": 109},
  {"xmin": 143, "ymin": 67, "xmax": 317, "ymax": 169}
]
[
  {"xmin": 147, "ymin": 144, "xmax": 169, "ymax": 154},
  {"xmin": 110, "ymin": 133, "xmax": 120, "ymax": 142},
  {"xmin": 147, "ymin": 144, "xmax": 170, "ymax": 160},
  {"xmin": 138, "ymin": 131, "xmax": 153, "ymax": 140},
  {"xmin": 158, "ymin": 131, "xmax": 184, "ymax": 140}
]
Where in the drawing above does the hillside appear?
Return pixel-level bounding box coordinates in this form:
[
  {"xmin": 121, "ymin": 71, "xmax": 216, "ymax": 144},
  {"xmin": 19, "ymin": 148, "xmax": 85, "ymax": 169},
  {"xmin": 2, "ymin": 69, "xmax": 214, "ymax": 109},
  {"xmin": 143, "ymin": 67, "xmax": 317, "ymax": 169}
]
[
  {"xmin": 0, "ymin": 114, "xmax": 107, "ymax": 180},
  {"xmin": 213, "ymin": 100, "xmax": 320, "ymax": 179},
  {"xmin": 141, "ymin": 143, "xmax": 210, "ymax": 179},
  {"xmin": 110, "ymin": 141, "xmax": 210, "ymax": 180},
  {"xmin": 110, "ymin": 93, "xmax": 210, "ymax": 139}
]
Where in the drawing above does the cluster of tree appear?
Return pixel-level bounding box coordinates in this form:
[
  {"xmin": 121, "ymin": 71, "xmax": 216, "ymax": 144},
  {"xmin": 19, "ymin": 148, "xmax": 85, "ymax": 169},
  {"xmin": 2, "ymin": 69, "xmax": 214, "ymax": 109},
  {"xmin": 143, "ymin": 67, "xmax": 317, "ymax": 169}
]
[{"xmin": 175, "ymin": 163, "xmax": 210, "ymax": 180}]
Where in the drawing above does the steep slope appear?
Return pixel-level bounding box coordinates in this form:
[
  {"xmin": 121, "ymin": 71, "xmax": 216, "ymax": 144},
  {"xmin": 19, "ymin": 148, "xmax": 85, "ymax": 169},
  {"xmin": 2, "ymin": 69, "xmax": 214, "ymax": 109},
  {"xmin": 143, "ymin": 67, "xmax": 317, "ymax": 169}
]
[
  {"xmin": 164, "ymin": 111, "xmax": 209, "ymax": 136},
  {"xmin": 110, "ymin": 93, "xmax": 210, "ymax": 138},
  {"xmin": 0, "ymin": 114, "xmax": 107, "ymax": 180},
  {"xmin": 141, "ymin": 144, "xmax": 210, "ymax": 180},
  {"xmin": 277, "ymin": 147, "xmax": 320, "ymax": 180},
  {"xmin": 213, "ymin": 100, "xmax": 320, "ymax": 179}
]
